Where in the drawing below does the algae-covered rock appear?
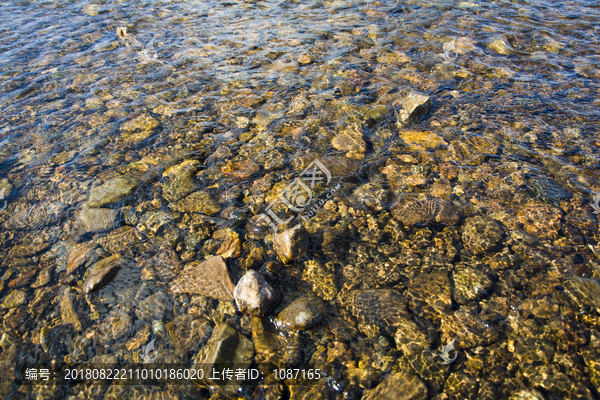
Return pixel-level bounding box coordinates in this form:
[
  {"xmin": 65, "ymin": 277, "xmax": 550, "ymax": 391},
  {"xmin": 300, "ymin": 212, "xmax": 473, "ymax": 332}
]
[{"xmin": 176, "ymin": 190, "xmax": 221, "ymax": 215}]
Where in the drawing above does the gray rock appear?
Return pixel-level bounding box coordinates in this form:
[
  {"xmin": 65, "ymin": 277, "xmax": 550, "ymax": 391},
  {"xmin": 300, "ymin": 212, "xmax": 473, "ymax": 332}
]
[
  {"xmin": 563, "ymin": 276, "xmax": 600, "ymax": 309},
  {"xmin": 75, "ymin": 207, "xmax": 119, "ymax": 234},
  {"xmin": 277, "ymin": 295, "xmax": 326, "ymax": 331},
  {"xmin": 234, "ymin": 270, "xmax": 280, "ymax": 316},
  {"xmin": 395, "ymin": 90, "xmax": 431, "ymax": 126},
  {"xmin": 273, "ymin": 224, "xmax": 309, "ymax": 264},
  {"xmin": 88, "ymin": 176, "xmax": 139, "ymax": 208},
  {"xmin": 83, "ymin": 254, "xmax": 122, "ymax": 294},
  {"xmin": 392, "ymin": 198, "xmax": 459, "ymax": 226}
]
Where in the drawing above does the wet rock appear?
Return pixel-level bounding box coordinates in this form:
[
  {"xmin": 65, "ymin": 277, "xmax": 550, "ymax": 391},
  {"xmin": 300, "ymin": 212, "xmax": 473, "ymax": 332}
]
[
  {"xmin": 462, "ymin": 216, "xmax": 505, "ymax": 254},
  {"xmin": 88, "ymin": 176, "xmax": 139, "ymax": 208},
  {"xmin": 391, "ymin": 198, "xmax": 459, "ymax": 226},
  {"xmin": 527, "ymin": 176, "xmax": 572, "ymax": 205},
  {"xmin": 352, "ymin": 289, "xmax": 410, "ymax": 336},
  {"xmin": 136, "ymin": 211, "xmax": 180, "ymax": 238},
  {"xmin": 399, "ymin": 130, "xmax": 447, "ymax": 151},
  {"xmin": 169, "ymin": 256, "xmax": 235, "ymax": 301},
  {"xmin": 395, "ymin": 91, "xmax": 431, "ymax": 127},
  {"xmin": 363, "ymin": 371, "xmax": 428, "ymax": 400},
  {"xmin": 162, "ymin": 159, "xmax": 200, "ymax": 179},
  {"xmin": 60, "ymin": 287, "xmax": 89, "ymax": 331},
  {"xmin": 166, "ymin": 314, "xmax": 213, "ymax": 356},
  {"xmin": 351, "ymin": 181, "xmax": 391, "ymax": 212},
  {"xmin": 563, "ymin": 276, "xmax": 600, "ymax": 309},
  {"xmin": 273, "ymin": 224, "xmax": 309, "ymax": 264},
  {"xmin": 251, "ymin": 315, "xmax": 301, "ymax": 367},
  {"xmin": 31, "ymin": 267, "xmax": 51, "ymax": 288},
  {"xmin": 163, "ymin": 169, "xmax": 197, "ymax": 202},
  {"xmin": 67, "ymin": 242, "xmax": 97, "ymax": 274},
  {"xmin": 509, "ymin": 389, "xmax": 546, "ymax": 400},
  {"xmin": 214, "ymin": 228, "xmax": 242, "ymax": 259},
  {"xmin": 510, "ymin": 337, "xmax": 555, "ymax": 363},
  {"xmin": 303, "ymin": 260, "xmax": 338, "ymax": 301},
  {"xmin": 406, "ymin": 273, "xmax": 452, "ymax": 322},
  {"xmin": 352, "ymin": 35, "xmax": 376, "ymax": 50},
  {"xmin": 136, "ymin": 292, "xmax": 172, "ymax": 321},
  {"xmin": 4, "ymin": 201, "xmax": 67, "ymax": 230},
  {"xmin": 1, "ymin": 290, "xmax": 26, "ymax": 309},
  {"xmin": 75, "ymin": 207, "xmax": 118, "ymax": 234},
  {"xmin": 234, "ymin": 270, "xmax": 280, "ymax": 316},
  {"xmin": 96, "ymin": 309, "xmax": 132, "ymax": 344},
  {"xmin": 0, "ymin": 178, "xmax": 12, "ymax": 200},
  {"xmin": 221, "ymin": 160, "xmax": 260, "ymax": 181},
  {"xmin": 176, "ymin": 190, "xmax": 221, "ymax": 215},
  {"xmin": 395, "ymin": 318, "xmax": 431, "ymax": 355},
  {"xmin": 440, "ymin": 310, "xmax": 500, "ymax": 349},
  {"xmin": 82, "ymin": 254, "xmax": 122, "ymax": 294},
  {"xmin": 277, "ymin": 295, "xmax": 326, "ymax": 331},
  {"xmin": 332, "ymin": 123, "xmax": 366, "ymax": 159},
  {"xmin": 96, "ymin": 226, "xmax": 141, "ymax": 254},
  {"xmin": 487, "ymin": 37, "xmax": 521, "ymax": 55},
  {"xmin": 120, "ymin": 113, "xmax": 160, "ymax": 142},
  {"xmin": 516, "ymin": 203, "xmax": 564, "ymax": 240},
  {"xmin": 527, "ymin": 364, "xmax": 594, "ymax": 399},
  {"xmin": 193, "ymin": 322, "xmax": 253, "ymax": 394},
  {"xmin": 444, "ymin": 371, "xmax": 478, "ymax": 400},
  {"xmin": 452, "ymin": 268, "xmax": 493, "ymax": 304},
  {"xmin": 7, "ymin": 242, "xmax": 49, "ymax": 258}
]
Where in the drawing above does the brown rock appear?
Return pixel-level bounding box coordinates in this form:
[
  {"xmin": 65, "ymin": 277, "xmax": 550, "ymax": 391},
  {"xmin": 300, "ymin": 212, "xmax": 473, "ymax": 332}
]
[
  {"xmin": 83, "ymin": 254, "xmax": 122, "ymax": 294},
  {"xmin": 273, "ymin": 224, "xmax": 309, "ymax": 264},
  {"xmin": 67, "ymin": 243, "xmax": 97, "ymax": 275},
  {"xmin": 169, "ymin": 256, "xmax": 235, "ymax": 301}
]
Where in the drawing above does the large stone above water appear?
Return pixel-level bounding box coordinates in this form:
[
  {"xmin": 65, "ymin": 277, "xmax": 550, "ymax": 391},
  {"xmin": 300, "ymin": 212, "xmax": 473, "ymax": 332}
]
[
  {"xmin": 83, "ymin": 254, "xmax": 122, "ymax": 294},
  {"xmin": 88, "ymin": 176, "xmax": 139, "ymax": 208},
  {"xmin": 392, "ymin": 198, "xmax": 460, "ymax": 226},
  {"xmin": 273, "ymin": 224, "xmax": 309, "ymax": 264},
  {"xmin": 169, "ymin": 256, "xmax": 235, "ymax": 301},
  {"xmin": 75, "ymin": 207, "xmax": 119, "ymax": 234},
  {"xmin": 233, "ymin": 270, "xmax": 280, "ymax": 316}
]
